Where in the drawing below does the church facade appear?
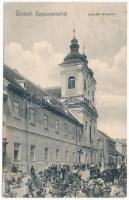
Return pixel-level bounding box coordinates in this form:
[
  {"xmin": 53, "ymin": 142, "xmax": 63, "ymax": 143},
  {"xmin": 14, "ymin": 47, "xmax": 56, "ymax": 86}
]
[
  {"xmin": 3, "ymin": 33, "xmax": 99, "ymax": 171},
  {"xmin": 59, "ymin": 34, "xmax": 98, "ymax": 164}
]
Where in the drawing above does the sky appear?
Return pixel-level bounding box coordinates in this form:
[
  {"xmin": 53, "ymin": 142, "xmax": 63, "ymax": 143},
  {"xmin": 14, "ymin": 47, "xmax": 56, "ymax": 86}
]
[{"xmin": 4, "ymin": 2, "xmax": 127, "ymax": 139}]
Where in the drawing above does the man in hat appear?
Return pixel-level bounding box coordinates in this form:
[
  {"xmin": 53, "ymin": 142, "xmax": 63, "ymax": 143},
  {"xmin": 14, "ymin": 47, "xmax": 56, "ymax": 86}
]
[
  {"xmin": 11, "ymin": 164, "xmax": 17, "ymax": 173},
  {"xmin": 61, "ymin": 165, "xmax": 66, "ymax": 180},
  {"xmin": 30, "ymin": 165, "xmax": 35, "ymax": 176}
]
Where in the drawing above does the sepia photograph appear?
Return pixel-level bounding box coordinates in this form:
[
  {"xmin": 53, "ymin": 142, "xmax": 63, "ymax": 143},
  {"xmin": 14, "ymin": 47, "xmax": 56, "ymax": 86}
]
[{"xmin": 2, "ymin": 1, "xmax": 127, "ymax": 198}]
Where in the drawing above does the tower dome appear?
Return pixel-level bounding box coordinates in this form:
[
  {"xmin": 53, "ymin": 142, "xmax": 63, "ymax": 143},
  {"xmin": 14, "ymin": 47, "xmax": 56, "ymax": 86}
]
[{"xmin": 63, "ymin": 31, "xmax": 88, "ymax": 65}]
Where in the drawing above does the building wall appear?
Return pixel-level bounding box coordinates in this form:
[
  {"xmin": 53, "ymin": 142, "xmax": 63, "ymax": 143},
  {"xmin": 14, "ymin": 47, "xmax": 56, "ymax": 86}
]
[
  {"xmin": 6, "ymin": 125, "xmax": 83, "ymax": 171},
  {"xmin": 115, "ymin": 141, "xmax": 122, "ymax": 154},
  {"xmin": 115, "ymin": 140, "xmax": 127, "ymax": 164},
  {"xmin": 3, "ymin": 85, "xmax": 91, "ymax": 171},
  {"xmin": 97, "ymin": 131, "xmax": 108, "ymax": 166},
  {"xmin": 108, "ymin": 139, "xmax": 117, "ymax": 165}
]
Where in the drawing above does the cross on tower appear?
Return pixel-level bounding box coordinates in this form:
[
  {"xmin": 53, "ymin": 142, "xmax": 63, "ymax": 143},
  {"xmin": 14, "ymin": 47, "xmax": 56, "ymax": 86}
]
[
  {"xmin": 83, "ymin": 40, "xmax": 85, "ymax": 54},
  {"xmin": 72, "ymin": 22, "xmax": 76, "ymax": 38},
  {"xmin": 73, "ymin": 28, "xmax": 76, "ymax": 38}
]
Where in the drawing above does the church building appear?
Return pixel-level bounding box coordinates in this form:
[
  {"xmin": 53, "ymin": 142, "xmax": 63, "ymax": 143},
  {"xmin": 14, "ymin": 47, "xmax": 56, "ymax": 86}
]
[
  {"xmin": 47, "ymin": 31, "xmax": 98, "ymax": 164},
  {"xmin": 3, "ymin": 31, "xmax": 98, "ymax": 171}
]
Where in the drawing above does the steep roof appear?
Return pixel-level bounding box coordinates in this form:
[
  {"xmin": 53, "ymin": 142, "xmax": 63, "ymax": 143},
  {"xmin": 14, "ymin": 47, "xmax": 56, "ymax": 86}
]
[
  {"xmin": 60, "ymin": 36, "xmax": 88, "ymax": 66},
  {"xmin": 4, "ymin": 64, "xmax": 83, "ymax": 127},
  {"xmin": 45, "ymin": 87, "xmax": 61, "ymax": 98},
  {"xmin": 97, "ymin": 130, "xmax": 108, "ymax": 137}
]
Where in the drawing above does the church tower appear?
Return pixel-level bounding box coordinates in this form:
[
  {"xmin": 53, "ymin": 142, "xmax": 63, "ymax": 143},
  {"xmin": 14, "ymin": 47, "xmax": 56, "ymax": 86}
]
[{"xmin": 59, "ymin": 30, "xmax": 98, "ymax": 164}]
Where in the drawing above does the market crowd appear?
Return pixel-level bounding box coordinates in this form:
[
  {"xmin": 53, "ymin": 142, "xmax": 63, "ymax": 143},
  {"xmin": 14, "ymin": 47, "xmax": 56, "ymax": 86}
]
[{"xmin": 3, "ymin": 162, "xmax": 127, "ymax": 198}]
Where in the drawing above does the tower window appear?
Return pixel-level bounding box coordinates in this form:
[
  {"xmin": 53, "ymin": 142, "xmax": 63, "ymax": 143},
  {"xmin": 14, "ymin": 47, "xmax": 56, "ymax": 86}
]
[
  {"xmin": 84, "ymin": 79, "xmax": 86, "ymax": 91},
  {"xmin": 68, "ymin": 76, "xmax": 75, "ymax": 89}
]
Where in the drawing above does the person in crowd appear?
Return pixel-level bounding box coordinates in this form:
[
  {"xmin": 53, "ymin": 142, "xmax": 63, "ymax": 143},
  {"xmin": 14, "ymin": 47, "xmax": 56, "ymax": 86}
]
[
  {"xmin": 25, "ymin": 177, "xmax": 33, "ymax": 197},
  {"xmin": 3, "ymin": 162, "xmax": 127, "ymax": 198},
  {"xmin": 11, "ymin": 164, "xmax": 17, "ymax": 173},
  {"xmin": 4, "ymin": 174, "xmax": 11, "ymax": 195},
  {"xmin": 16, "ymin": 163, "xmax": 20, "ymax": 172},
  {"xmin": 93, "ymin": 179, "xmax": 103, "ymax": 197},
  {"xmin": 61, "ymin": 165, "xmax": 66, "ymax": 180},
  {"xmin": 30, "ymin": 165, "xmax": 35, "ymax": 176}
]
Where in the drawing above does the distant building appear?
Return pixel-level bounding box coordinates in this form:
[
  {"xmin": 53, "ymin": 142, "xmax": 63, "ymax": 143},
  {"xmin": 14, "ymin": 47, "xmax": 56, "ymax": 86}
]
[
  {"xmin": 115, "ymin": 139, "xmax": 127, "ymax": 165},
  {"xmin": 97, "ymin": 131, "xmax": 127, "ymax": 167},
  {"xmin": 97, "ymin": 130, "xmax": 108, "ymax": 166},
  {"xmin": 107, "ymin": 137, "xmax": 120, "ymax": 166}
]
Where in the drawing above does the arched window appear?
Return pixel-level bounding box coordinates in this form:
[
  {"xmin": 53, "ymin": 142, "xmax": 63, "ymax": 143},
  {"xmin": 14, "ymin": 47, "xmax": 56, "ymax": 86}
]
[
  {"xmin": 84, "ymin": 79, "xmax": 86, "ymax": 91},
  {"xmin": 68, "ymin": 76, "xmax": 75, "ymax": 89}
]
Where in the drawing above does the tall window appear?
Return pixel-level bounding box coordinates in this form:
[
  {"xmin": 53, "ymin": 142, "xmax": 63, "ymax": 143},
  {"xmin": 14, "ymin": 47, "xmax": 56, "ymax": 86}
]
[
  {"xmin": 94, "ymin": 127, "xmax": 96, "ymax": 134},
  {"xmin": 56, "ymin": 149, "xmax": 60, "ymax": 161},
  {"xmin": 94, "ymin": 154, "xmax": 96, "ymax": 163},
  {"xmin": 30, "ymin": 108, "xmax": 35, "ymax": 122},
  {"xmin": 30, "ymin": 145, "xmax": 35, "ymax": 161},
  {"xmin": 84, "ymin": 79, "xmax": 86, "ymax": 91},
  {"xmin": 85, "ymin": 153, "xmax": 88, "ymax": 162},
  {"xmin": 72, "ymin": 152, "xmax": 76, "ymax": 162},
  {"xmin": 14, "ymin": 101, "xmax": 20, "ymax": 116},
  {"xmin": 90, "ymin": 125, "xmax": 92, "ymax": 143},
  {"xmin": 79, "ymin": 130, "xmax": 82, "ymax": 141},
  {"xmin": 85, "ymin": 121, "xmax": 87, "ymax": 131},
  {"xmin": 68, "ymin": 76, "xmax": 75, "ymax": 89},
  {"xmin": 44, "ymin": 115, "xmax": 48, "ymax": 129},
  {"xmin": 44, "ymin": 147, "xmax": 49, "ymax": 161},
  {"xmin": 64, "ymin": 123, "xmax": 68, "ymax": 136},
  {"xmin": 88, "ymin": 84, "xmax": 90, "ymax": 97},
  {"xmin": 55, "ymin": 120, "xmax": 59, "ymax": 132},
  {"xmin": 65, "ymin": 151, "xmax": 69, "ymax": 162},
  {"xmin": 92, "ymin": 91, "xmax": 94, "ymax": 102},
  {"xmin": 72, "ymin": 126, "xmax": 76, "ymax": 139},
  {"xmin": 14, "ymin": 143, "xmax": 21, "ymax": 161}
]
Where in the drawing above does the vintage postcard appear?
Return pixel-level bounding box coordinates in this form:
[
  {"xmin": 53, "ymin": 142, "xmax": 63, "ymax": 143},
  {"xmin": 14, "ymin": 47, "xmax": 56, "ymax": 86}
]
[{"xmin": 2, "ymin": 1, "xmax": 127, "ymax": 198}]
